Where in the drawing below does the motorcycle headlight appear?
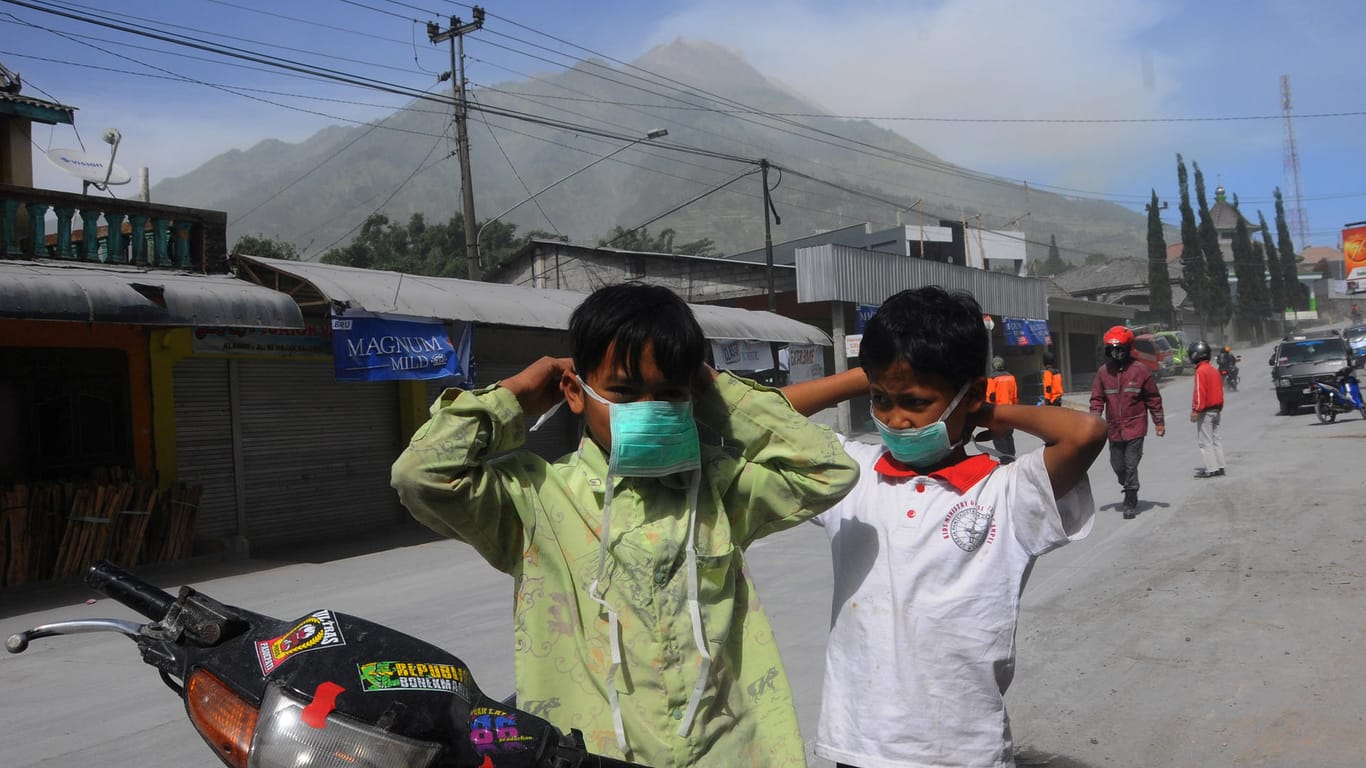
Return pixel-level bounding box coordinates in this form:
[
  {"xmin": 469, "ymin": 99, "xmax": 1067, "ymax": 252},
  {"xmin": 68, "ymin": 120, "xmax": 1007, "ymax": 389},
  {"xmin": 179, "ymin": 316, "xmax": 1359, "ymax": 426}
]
[{"xmin": 249, "ymin": 682, "xmax": 442, "ymax": 768}]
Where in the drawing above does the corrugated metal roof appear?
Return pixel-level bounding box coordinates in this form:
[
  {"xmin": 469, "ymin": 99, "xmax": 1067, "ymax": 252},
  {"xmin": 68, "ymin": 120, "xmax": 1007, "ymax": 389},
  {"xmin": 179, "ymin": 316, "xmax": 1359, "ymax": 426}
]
[
  {"xmin": 0, "ymin": 260, "xmax": 303, "ymax": 327},
  {"xmin": 0, "ymin": 90, "xmax": 75, "ymax": 123},
  {"xmin": 238, "ymin": 255, "xmax": 831, "ymax": 346},
  {"xmin": 795, "ymin": 244, "xmax": 1048, "ymax": 319}
]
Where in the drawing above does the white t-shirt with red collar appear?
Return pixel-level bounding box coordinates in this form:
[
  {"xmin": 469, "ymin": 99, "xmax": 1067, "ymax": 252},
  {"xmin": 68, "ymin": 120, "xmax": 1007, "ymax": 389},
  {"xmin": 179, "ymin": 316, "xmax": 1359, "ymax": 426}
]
[{"xmin": 813, "ymin": 438, "xmax": 1095, "ymax": 768}]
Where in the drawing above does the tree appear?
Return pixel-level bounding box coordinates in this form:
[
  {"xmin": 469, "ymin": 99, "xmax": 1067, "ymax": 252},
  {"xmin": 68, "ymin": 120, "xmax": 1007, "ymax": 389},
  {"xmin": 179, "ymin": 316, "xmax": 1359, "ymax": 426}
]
[
  {"xmin": 319, "ymin": 213, "xmax": 525, "ymax": 279},
  {"xmin": 1146, "ymin": 190, "xmax": 1174, "ymax": 327},
  {"xmin": 232, "ymin": 234, "xmax": 300, "ymax": 261},
  {"xmin": 598, "ymin": 226, "xmax": 716, "ymax": 256},
  {"xmin": 1194, "ymin": 162, "xmax": 1232, "ymax": 336},
  {"xmin": 1274, "ymin": 188, "xmax": 1307, "ymax": 310},
  {"xmin": 1033, "ymin": 234, "xmax": 1068, "ymax": 275},
  {"xmin": 1085, "ymin": 252, "xmax": 1107, "ymax": 265},
  {"xmin": 1229, "ymin": 194, "xmax": 1269, "ymax": 344},
  {"xmin": 1176, "ymin": 154, "xmax": 1208, "ymax": 326},
  {"xmin": 1258, "ymin": 210, "xmax": 1286, "ymax": 321}
]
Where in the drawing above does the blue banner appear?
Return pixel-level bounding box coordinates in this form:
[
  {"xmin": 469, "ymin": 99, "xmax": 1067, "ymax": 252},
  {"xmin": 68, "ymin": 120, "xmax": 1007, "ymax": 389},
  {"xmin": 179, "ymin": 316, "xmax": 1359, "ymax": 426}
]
[
  {"xmin": 854, "ymin": 304, "xmax": 879, "ymax": 333},
  {"xmin": 1003, "ymin": 317, "xmax": 1052, "ymax": 347},
  {"xmin": 331, "ymin": 313, "xmax": 472, "ymax": 382}
]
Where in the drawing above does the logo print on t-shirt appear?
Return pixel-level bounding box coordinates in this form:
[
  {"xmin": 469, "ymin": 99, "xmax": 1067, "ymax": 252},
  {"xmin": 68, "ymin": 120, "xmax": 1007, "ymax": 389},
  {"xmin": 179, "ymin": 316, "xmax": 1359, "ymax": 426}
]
[{"xmin": 942, "ymin": 500, "xmax": 996, "ymax": 552}]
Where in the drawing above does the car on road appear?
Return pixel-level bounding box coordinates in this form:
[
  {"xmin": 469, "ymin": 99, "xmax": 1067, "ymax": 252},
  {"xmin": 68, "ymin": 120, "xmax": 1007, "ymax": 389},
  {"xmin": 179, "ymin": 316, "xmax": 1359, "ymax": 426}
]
[
  {"xmin": 1132, "ymin": 332, "xmax": 1175, "ymax": 380},
  {"xmin": 1269, "ymin": 331, "xmax": 1354, "ymax": 414},
  {"xmin": 1345, "ymin": 324, "xmax": 1366, "ymax": 357},
  {"xmin": 1154, "ymin": 330, "xmax": 1191, "ymax": 374}
]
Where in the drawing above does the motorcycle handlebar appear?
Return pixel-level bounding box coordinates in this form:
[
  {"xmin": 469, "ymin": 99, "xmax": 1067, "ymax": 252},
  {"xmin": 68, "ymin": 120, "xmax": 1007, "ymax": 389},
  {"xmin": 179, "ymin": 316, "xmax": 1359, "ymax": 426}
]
[{"xmin": 85, "ymin": 560, "xmax": 175, "ymax": 621}]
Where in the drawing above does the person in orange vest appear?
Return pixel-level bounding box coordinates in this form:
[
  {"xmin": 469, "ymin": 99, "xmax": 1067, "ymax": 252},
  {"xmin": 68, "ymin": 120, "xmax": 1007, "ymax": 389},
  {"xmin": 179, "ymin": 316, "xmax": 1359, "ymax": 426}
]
[
  {"xmin": 986, "ymin": 356, "xmax": 1018, "ymax": 463},
  {"xmin": 1041, "ymin": 350, "xmax": 1064, "ymax": 406}
]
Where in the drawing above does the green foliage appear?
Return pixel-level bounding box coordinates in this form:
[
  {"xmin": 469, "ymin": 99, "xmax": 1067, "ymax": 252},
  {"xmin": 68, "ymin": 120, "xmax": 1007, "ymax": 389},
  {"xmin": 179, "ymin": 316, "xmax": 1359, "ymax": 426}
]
[
  {"xmin": 597, "ymin": 226, "xmax": 717, "ymax": 257},
  {"xmin": 1176, "ymin": 155, "xmax": 1209, "ymax": 323},
  {"xmin": 1193, "ymin": 163, "xmax": 1232, "ymax": 331},
  {"xmin": 1146, "ymin": 190, "xmax": 1173, "ymax": 325},
  {"xmin": 319, "ymin": 213, "xmax": 525, "ymax": 278},
  {"xmin": 1229, "ymin": 194, "xmax": 1269, "ymax": 342},
  {"xmin": 1258, "ymin": 210, "xmax": 1286, "ymax": 314},
  {"xmin": 1274, "ymin": 189, "xmax": 1307, "ymax": 310},
  {"xmin": 1085, "ymin": 252, "xmax": 1107, "ymax": 265},
  {"xmin": 232, "ymin": 233, "xmax": 300, "ymax": 260},
  {"xmin": 1031, "ymin": 234, "xmax": 1069, "ymax": 276}
]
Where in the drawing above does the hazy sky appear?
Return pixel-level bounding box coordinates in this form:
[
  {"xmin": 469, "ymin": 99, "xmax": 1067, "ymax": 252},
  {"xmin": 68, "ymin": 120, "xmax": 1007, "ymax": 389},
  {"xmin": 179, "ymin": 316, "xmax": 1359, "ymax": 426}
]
[{"xmin": 7, "ymin": 0, "xmax": 1364, "ymax": 250}]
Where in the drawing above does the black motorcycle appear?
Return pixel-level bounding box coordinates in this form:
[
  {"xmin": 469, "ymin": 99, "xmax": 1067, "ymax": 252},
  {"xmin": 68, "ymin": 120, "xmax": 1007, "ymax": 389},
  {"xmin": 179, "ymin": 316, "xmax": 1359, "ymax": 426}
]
[
  {"xmin": 1219, "ymin": 356, "xmax": 1241, "ymax": 391},
  {"xmin": 7, "ymin": 561, "xmax": 645, "ymax": 768}
]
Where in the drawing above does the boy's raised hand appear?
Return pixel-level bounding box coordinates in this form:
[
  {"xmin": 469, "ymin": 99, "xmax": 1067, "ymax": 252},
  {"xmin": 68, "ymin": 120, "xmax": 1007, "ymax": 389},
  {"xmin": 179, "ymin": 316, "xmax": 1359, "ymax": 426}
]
[{"xmin": 501, "ymin": 356, "xmax": 574, "ymax": 418}]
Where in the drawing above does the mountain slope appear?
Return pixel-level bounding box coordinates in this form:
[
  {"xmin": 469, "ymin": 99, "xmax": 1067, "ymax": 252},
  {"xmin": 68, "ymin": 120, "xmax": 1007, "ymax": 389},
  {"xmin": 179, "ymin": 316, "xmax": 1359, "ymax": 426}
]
[{"xmin": 153, "ymin": 38, "xmax": 1150, "ymax": 262}]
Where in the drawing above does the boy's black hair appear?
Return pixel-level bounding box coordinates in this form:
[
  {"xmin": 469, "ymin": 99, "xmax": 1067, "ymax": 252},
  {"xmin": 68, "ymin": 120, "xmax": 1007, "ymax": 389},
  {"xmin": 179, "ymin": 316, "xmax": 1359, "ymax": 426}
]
[
  {"xmin": 569, "ymin": 282, "xmax": 706, "ymax": 384},
  {"xmin": 859, "ymin": 286, "xmax": 988, "ymax": 389}
]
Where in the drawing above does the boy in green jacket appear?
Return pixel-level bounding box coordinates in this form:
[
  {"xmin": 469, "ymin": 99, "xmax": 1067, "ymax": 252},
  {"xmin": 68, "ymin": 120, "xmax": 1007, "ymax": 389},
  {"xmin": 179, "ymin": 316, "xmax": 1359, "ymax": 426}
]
[{"xmin": 391, "ymin": 283, "xmax": 859, "ymax": 767}]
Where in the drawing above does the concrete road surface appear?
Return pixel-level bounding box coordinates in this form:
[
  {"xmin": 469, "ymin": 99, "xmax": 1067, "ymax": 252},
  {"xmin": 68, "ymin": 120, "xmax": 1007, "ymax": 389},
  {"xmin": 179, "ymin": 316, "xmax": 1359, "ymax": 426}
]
[{"xmin": 3, "ymin": 336, "xmax": 1364, "ymax": 766}]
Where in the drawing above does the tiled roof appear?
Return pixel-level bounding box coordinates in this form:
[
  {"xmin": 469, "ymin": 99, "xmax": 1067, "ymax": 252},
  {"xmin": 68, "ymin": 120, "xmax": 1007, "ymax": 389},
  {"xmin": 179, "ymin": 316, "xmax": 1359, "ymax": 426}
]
[{"xmin": 1209, "ymin": 198, "xmax": 1250, "ymax": 232}]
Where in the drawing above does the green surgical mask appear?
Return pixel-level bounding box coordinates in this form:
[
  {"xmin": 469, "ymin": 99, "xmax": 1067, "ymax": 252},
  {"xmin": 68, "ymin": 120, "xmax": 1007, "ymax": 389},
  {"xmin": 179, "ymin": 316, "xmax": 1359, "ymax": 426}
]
[{"xmin": 577, "ymin": 377, "xmax": 702, "ymax": 477}]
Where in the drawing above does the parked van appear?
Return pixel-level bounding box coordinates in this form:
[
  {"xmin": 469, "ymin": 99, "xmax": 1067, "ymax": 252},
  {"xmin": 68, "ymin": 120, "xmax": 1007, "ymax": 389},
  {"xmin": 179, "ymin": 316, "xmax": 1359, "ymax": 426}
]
[
  {"xmin": 1132, "ymin": 333, "xmax": 1175, "ymax": 380},
  {"xmin": 1154, "ymin": 330, "xmax": 1191, "ymax": 374}
]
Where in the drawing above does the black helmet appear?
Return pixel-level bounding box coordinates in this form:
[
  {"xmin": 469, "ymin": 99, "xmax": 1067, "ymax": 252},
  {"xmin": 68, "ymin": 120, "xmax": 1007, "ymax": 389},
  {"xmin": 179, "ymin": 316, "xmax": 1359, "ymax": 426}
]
[{"xmin": 1188, "ymin": 340, "xmax": 1212, "ymax": 363}]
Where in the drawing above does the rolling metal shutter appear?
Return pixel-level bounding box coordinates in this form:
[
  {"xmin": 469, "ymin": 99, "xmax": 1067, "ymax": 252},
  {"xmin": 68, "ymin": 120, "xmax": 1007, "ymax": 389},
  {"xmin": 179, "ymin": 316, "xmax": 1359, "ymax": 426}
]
[
  {"xmin": 236, "ymin": 359, "xmax": 402, "ymax": 549},
  {"xmin": 172, "ymin": 358, "xmax": 238, "ymax": 540}
]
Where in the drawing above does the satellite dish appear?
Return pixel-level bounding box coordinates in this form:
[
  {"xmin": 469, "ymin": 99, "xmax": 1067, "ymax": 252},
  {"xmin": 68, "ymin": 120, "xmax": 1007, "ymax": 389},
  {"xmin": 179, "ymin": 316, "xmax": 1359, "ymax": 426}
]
[{"xmin": 45, "ymin": 147, "xmax": 131, "ymax": 186}]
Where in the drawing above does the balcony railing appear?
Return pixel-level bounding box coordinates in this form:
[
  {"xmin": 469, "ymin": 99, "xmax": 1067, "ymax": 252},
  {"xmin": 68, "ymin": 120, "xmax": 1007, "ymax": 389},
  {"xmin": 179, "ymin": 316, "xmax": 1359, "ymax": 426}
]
[{"xmin": 0, "ymin": 183, "xmax": 228, "ymax": 273}]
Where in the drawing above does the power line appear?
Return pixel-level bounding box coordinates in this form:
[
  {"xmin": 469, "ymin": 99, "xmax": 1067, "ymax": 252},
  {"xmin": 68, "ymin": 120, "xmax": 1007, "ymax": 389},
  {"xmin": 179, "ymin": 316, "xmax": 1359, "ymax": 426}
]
[
  {"xmin": 468, "ymin": 90, "xmax": 559, "ymax": 236},
  {"xmin": 529, "ymin": 167, "xmax": 761, "ymax": 287},
  {"xmin": 311, "ymin": 134, "xmax": 453, "ymax": 256}
]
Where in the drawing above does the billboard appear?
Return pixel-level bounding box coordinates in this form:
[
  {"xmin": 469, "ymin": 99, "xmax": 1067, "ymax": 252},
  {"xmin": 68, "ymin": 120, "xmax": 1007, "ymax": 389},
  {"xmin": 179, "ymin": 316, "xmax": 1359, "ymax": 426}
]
[{"xmin": 1343, "ymin": 222, "xmax": 1366, "ymax": 294}]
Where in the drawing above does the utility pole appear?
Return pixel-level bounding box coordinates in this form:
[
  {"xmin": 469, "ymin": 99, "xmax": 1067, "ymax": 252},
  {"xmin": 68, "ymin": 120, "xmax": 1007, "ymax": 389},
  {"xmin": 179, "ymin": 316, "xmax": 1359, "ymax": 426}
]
[
  {"xmin": 429, "ymin": 8, "xmax": 484, "ymax": 279},
  {"xmin": 761, "ymin": 159, "xmax": 784, "ymax": 383}
]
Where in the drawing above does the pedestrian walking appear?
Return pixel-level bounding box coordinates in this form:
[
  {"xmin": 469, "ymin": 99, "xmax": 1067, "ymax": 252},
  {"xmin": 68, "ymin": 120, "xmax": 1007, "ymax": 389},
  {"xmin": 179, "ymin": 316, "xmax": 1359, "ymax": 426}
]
[
  {"xmin": 986, "ymin": 355, "xmax": 1018, "ymax": 463},
  {"xmin": 1089, "ymin": 326, "xmax": 1166, "ymax": 519},
  {"xmin": 1189, "ymin": 340, "xmax": 1226, "ymax": 478},
  {"xmin": 1041, "ymin": 349, "xmax": 1064, "ymax": 406}
]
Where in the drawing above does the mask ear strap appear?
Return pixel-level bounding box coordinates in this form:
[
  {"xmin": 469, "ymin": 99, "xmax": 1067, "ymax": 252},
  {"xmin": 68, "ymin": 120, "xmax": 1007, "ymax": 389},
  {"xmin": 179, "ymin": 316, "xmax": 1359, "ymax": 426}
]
[{"xmin": 939, "ymin": 380, "xmax": 973, "ymax": 423}]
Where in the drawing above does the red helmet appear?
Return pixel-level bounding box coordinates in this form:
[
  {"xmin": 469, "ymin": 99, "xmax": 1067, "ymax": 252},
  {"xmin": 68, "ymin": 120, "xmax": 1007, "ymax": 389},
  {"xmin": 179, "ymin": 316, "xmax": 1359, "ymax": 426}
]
[{"xmin": 1103, "ymin": 325, "xmax": 1135, "ymax": 348}]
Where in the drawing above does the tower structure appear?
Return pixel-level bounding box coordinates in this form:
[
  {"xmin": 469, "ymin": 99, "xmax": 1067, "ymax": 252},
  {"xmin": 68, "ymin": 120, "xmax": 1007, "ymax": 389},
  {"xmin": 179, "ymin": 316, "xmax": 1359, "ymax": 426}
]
[{"xmin": 1280, "ymin": 74, "xmax": 1310, "ymax": 248}]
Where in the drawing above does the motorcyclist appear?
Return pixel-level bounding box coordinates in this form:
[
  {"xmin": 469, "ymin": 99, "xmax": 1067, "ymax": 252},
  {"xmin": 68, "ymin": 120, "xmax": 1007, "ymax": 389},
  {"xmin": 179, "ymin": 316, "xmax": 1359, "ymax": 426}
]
[
  {"xmin": 1216, "ymin": 345, "xmax": 1238, "ymax": 377},
  {"xmin": 1089, "ymin": 326, "xmax": 1166, "ymax": 519}
]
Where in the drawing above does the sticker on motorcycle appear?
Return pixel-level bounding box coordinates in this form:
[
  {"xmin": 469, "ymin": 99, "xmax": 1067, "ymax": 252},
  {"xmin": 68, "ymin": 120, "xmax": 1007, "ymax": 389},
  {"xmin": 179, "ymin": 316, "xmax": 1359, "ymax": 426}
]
[
  {"xmin": 256, "ymin": 610, "xmax": 346, "ymax": 675},
  {"xmin": 356, "ymin": 660, "xmax": 472, "ymax": 697},
  {"xmin": 470, "ymin": 707, "xmax": 535, "ymax": 753}
]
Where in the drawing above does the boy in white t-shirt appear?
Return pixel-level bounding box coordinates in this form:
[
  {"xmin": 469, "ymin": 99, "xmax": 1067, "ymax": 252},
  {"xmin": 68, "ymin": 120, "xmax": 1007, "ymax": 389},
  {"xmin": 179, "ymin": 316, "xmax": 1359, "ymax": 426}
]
[{"xmin": 783, "ymin": 286, "xmax": 1107, "ymax": 768}]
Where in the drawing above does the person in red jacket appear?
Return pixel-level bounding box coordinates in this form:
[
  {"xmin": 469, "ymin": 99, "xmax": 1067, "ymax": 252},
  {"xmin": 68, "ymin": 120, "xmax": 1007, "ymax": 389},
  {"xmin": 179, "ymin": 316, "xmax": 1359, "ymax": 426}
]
[
  {"xmin": 1188, "ymin": 340, "xmax": 1226, "ymax": 478},
  {"xmin": 1089, "ymin": 326, "xmax": 1166, "ymax": 518}
]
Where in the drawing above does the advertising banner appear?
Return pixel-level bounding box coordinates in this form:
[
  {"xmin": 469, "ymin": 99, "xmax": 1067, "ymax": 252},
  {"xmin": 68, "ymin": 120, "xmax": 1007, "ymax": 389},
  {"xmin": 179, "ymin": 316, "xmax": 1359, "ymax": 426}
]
[
  {"xmin": 191, "ymin": 322, "xmax": 331, "ymax": 356},
  {"xmin": 780, "ymin": 344, "xmax": 826, "ymax": 383},
  {"xmin": 854, "ymin": 304, "xmax": 879, "ymax": 334},
  {"xmin": 1343, "ymin": 223, "xmax": 1366, "ymax": 294},
  {"xmin": 332, "ymin": 313, "xmax": 472, "ymax": 383},
  {"xmin": 1003, "ymin": 317, "xmax": 1052, "ymax": 347},
  {"xmin": 711, "ymin": 339, "xmax": 775, "ymax": 372}
]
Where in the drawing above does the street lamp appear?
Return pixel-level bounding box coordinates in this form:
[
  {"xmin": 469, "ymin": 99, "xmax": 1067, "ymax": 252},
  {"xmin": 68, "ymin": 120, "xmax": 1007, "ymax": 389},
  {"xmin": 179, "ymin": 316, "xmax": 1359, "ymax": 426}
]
[{"xmin": 474, "ymin": 128, "xmax": 668, "ymax": 273}]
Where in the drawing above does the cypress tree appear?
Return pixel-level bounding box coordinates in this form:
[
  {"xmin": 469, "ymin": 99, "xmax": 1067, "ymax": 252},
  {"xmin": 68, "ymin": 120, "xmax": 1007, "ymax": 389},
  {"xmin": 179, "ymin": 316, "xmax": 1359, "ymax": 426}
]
[
  {"xmin": 1176, "ymin": 155, "xmax": 1208, "ymax": 325},
  {"xmin": 1194, "ymin": 163, "xmax": 1233, "ymax": 335},
  {"xmin": 1274, "ymin": 188, "xmax": 1306, "ymax": 310},
  {"xmin": 1230, "ymin": 194, "xmax": 1269, "ymax": 343},
  {"xmin": 1146, "ymin": 190, "xmax": 1173, "ymax": 326},
  {"xmin": 1259, "ymin": 210, "xmax": 1286, "ymax": 321}
]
